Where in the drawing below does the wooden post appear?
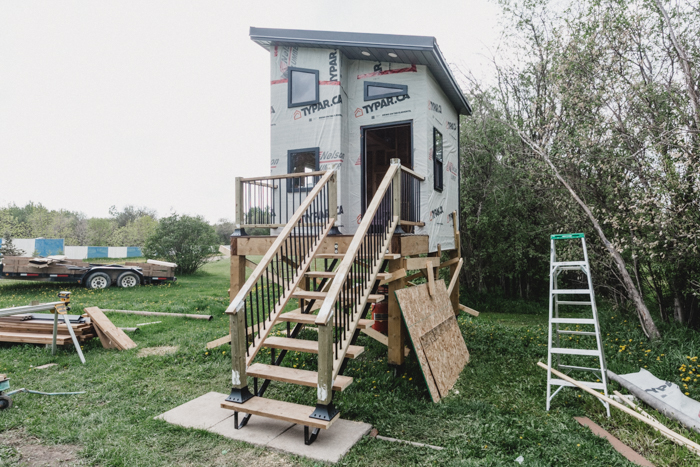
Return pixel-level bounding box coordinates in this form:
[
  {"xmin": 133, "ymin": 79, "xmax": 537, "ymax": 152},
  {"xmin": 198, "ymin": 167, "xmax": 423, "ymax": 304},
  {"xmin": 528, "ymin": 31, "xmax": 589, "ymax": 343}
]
[
  {"xmin": 229, "ymin": 238, "xmax": 246, "ymax": 303},
  {"xmin": 449, "ymin": 211, "xmax": 461, "ymax": 315},
  {"xmin": 387, "ymin": 256, "xmax": 406, "ymax": 366},
  {"xmin": 328, "ymin": 171, "xmax": 338, "ymax": 225},
  {"xmin": 391, "ymin": 158, "xmax": 401, "ymax": 225},
  {"xmin": 316, "ymin": 322, "xmax": 333, "ymax": 405},
  {"xmin": 235, "ymin": 177, "xmax": 244, "ymax": 228},
  {"xmin": 227, "ymin": 307, "xmax": 252, "ymax": 402}
]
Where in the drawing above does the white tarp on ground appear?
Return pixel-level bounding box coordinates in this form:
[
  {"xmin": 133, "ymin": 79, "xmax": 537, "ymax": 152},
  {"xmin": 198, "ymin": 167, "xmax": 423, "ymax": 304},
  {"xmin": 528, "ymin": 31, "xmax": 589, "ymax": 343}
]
[
  {"xmin": 620, "ymin": 368, "xmax": 700, "ymax": 430},
  {"xmin": 267, "ymin": 46, "xmax": 459, "ymax": 252}
]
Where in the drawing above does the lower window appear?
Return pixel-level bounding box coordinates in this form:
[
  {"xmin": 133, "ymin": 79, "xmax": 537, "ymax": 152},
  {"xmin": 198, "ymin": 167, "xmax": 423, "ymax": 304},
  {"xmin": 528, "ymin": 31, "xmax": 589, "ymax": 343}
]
[
  {"xmin": 433, "ymin": 128, "xmax": 443, "ymax": 192},
  {"xmin": 287, "ymin": 147, "xmax": 319, "ymax": 192}
]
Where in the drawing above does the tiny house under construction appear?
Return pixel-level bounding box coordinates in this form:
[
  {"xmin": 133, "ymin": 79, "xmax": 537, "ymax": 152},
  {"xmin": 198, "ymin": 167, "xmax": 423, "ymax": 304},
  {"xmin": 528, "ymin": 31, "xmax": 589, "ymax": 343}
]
[{"xmin": 223, "ymin": 28, "xmax": 471, "ymax": 445}]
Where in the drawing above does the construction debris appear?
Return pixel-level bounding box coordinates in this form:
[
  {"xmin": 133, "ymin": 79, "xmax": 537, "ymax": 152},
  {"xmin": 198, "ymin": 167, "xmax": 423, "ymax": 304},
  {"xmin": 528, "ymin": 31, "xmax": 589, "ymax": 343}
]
[
  {"xmin": 0, "ymin": 313, "xmax": 96, "ymax": 346},
  {"xmin": 101, "ymin": 309, "xmax": 212, "ymax": 320},
  {"xmin": 85, "ymin": 307, "xmax": 137, "ymax": 350},
  {"xmin": 574, "ymin": 417, "xmax": 654, "ymax": 467}
]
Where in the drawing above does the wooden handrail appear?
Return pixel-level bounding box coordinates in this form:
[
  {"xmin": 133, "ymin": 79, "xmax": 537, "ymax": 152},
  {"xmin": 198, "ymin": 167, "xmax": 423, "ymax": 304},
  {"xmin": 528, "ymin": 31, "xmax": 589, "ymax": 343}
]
[
  {"xmin": 315, "ymin": 161, "xmax": 400, "ymax": 326},
  {"xmin": 226, "ymin": 169, "xmax": 335, "ymax": 315},
  {"xmin": 240, "ymin": 171, "xmax": 327, "ymax": 182},
  {"xmin": 400, "ymin": 166, "xmax": 425, "ymax": 181}
]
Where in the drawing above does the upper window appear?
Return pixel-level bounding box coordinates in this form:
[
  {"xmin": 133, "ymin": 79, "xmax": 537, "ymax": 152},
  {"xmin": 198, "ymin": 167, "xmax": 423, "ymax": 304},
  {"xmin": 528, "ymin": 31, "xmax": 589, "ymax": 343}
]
[
  {"xmin": 364, "ymin": 82, "xmax": 408, "ymax": 101},
  {"xmin": 433, "ymin": 128, "xmax": 443, "ymax": 192},
  {"xmin": 288, "ymin": 68, "xmax": 319, "ymax": 107},
  {"xmin": 287, "ymin": 147, "xmax": 319, "ymax": 192}
]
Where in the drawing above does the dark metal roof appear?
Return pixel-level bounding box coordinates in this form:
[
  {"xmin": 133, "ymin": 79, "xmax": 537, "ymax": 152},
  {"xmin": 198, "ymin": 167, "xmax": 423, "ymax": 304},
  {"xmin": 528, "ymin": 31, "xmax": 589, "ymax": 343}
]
[{"xmin": 250, "ymin": 27, "xmax": 472, "ymax": 115}]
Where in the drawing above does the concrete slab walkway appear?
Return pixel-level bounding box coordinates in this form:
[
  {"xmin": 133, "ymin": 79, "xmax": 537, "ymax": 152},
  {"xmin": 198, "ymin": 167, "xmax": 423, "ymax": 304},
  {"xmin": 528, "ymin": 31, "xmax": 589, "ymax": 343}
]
[{"xmin": 156, "ymin": 392, "xmax": 372, "ymax": 464}]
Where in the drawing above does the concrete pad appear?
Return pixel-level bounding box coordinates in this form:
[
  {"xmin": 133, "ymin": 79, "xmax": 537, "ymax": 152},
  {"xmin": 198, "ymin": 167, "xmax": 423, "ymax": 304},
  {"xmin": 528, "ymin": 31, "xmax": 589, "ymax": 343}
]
[
  {"xmin": 209, "ymin": 412, "xmax": 295, "ymax": 446},
  {"xmin": 267, "ymin": 418, "xmax": 373, "ymax": 464},
  {"xmin": 155, "ymin": 392, "xmax": 234, "ymax": 429},
  {"xmin": 158, "ymin": 392, "xmax": 373, "ymax": 463}
]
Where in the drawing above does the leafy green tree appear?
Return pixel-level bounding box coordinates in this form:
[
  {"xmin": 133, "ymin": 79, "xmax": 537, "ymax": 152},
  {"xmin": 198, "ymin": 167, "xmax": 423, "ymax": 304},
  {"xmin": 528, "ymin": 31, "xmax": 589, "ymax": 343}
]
[
  {"xmin": 142, "ymin": 214, "xmax": 218, "ymax": 274},
  {"xmin": 0, "ymin": 232, "xmax": 25, "ymax": 257}
]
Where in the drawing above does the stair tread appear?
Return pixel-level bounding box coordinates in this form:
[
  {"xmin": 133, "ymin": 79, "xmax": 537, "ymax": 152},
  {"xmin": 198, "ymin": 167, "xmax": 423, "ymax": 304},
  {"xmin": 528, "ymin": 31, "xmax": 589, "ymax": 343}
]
[
  {"xmin": 550, "ymin": 347, "xmax": 601, "ymax": 356},
  {"xmin": 263, "ymin": 336, "xmax": 364, "ymax": 358},
  {"xmin": 292, "ymin": 290, "xmax": 384, "ymax": 303},
  {"xmin": 221, "ymin": 396, "xmax": 339, "ymax": 429},
  {"xmin": 305, "ymin": 271, "xmax": 391, "ymax": 281},
  {"xmin": 316, "ymin": 253, "xmax": 401, "ymax": 260},
  {"xmin": 278, "ymin": 311, "xmax": 374, "ymax": 329},
  {"xmin": 247, "ymin": 363, "xmax": 353, "ymax": 391}
]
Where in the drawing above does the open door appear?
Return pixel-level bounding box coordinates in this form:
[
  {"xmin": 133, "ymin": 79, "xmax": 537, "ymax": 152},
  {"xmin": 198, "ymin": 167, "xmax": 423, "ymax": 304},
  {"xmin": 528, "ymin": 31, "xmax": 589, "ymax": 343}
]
[{"xmin": 361, "ymin": 122, "xmax": 412, "ymax": 213}]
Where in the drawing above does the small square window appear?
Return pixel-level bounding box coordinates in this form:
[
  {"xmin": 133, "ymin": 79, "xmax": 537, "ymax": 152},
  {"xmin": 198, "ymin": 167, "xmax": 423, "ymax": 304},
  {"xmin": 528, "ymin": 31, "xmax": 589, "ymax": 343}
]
[
  {"xmin": 288, "ymin": 67, "xmax": 319, "ymax": 107},
  {"xmin": 433, "ymin": 128, "xmax": 443, "ymax": 192},
  {"xmin": 364, "ymin": 82, "xmax": 408, "ymax": 101},
  {"xmin": 287, "ymin": 147, "xmax": 319, "ymax": 192}
]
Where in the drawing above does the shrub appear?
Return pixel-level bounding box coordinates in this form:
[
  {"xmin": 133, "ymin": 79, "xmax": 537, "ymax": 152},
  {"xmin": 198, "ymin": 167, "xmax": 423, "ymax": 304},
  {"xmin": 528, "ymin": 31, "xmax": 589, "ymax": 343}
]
[{"xmin": 143, "ymin": 214, "xmax": 219, "ymax": 274}]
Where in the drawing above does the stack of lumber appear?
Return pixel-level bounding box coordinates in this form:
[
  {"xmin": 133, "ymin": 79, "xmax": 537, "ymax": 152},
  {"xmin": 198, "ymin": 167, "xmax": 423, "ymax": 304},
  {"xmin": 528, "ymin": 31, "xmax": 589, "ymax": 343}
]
[
  {"xmin": 0, "ymin": 314, "xmax": 96, "ymax": 345},
  {"xmin": 1, "ymin": 256, "xmax": 89, "ymax": 275},
  {"xmin": 125, "ymin": 260, "xmax": 176, "ymax": 278}
]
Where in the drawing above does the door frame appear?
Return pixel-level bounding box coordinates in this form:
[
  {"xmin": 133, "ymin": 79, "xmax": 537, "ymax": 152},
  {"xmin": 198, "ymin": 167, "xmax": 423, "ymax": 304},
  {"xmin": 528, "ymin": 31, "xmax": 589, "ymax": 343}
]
[{"xmin": 360, "ymin": 120, "xmax": 413, "ymax": 214}]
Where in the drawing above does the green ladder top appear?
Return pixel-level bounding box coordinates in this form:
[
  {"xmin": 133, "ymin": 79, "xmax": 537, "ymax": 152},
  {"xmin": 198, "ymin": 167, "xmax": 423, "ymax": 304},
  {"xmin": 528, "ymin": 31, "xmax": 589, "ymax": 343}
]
[{"xmin": 551, "ymin": 233, "xmax": 585, "ymax": 240}]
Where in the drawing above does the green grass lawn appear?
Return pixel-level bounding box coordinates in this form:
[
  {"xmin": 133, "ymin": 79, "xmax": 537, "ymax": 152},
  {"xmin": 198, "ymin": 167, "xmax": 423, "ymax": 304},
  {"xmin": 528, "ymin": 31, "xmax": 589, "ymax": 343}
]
[{"xmin": 1, "ymin": 258, "xmax": 700, "ymax": 466}]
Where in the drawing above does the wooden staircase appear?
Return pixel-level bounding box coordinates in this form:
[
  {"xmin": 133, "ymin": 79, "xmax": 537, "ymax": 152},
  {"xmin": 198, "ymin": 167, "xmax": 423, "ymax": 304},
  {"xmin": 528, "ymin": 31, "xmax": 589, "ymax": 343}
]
[{"xmin": 223, "ymin": 161, "xmax": 403, "ymax": 445}]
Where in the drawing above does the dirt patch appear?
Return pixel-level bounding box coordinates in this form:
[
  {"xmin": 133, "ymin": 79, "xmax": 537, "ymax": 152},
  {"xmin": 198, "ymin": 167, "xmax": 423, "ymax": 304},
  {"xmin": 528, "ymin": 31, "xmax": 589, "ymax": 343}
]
[
  {"xmin": 137, "ymin": 345, "xmax": 179, "ymax": 358},
  {"xmin": 208, "ymin": 447, "xmax": 297, "ymax": 467},
  {"xmin": 0, "ymin": 430, "xmax": 83, "ymax": 466}
]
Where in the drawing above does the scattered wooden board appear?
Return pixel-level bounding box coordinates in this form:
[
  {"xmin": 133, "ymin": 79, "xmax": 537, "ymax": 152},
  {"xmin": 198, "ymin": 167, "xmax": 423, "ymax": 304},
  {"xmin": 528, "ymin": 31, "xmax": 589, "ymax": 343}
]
[
  {"xmin": 575, "ymin": 417, "xmax": 654, "ymax": 467},
  {"xmin": 85, "ymin": 307, "xmax": 137, "ymax": 350},
  {"xmin": 395, "ymin": 280, "xmax": 469, "ymax": 403},
  {"xmin": 459, "ymin": 304, "xmax": 479, "ymax": 317}
]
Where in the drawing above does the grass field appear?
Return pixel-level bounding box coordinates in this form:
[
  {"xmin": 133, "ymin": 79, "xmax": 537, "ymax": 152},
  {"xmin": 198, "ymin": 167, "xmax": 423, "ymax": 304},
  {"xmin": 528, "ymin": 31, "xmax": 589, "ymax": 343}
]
[{"xmin": 1, "ymin": 258, "xmax": 700, "ymax": 466}]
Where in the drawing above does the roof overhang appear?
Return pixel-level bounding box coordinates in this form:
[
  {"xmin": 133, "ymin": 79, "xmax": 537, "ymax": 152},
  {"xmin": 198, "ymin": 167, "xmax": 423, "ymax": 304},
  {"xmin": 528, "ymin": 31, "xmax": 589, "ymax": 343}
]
[{"xmin": 250, "ymin": 27, "xmax": 472, "ymax": 116}]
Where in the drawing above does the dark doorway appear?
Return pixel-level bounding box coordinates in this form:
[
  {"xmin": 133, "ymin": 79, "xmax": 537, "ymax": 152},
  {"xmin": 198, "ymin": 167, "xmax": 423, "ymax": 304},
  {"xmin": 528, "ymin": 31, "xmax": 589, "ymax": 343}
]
[{"xmin": 362, "ymin": 122, "xmax": 412, "ymax": 213}]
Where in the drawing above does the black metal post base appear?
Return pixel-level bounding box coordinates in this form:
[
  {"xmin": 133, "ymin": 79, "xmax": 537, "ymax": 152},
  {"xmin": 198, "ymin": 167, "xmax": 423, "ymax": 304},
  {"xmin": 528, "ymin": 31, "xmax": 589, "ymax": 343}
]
[
  {"xmin": 304, "ymin": 426, "xmax": 320, "ymax": 445},
  {"xmin": 328, "ymin": 226, "xmax": 343, "ymax": 236},
  {"xmin": 226, "ymin": 386, "xmax": 253, "ymax": 404},
  {"xmin": 309, "ymin": 402, "xmax": 339, "ymax": 421},
  {"xmin": 233, "ymin": 411, "xmax": 251, "ymax": 429},
  {"xmin": 231, "ymin": 228, "xmax": 248, "ymax": 237},
  {"xmin": 393, "ymin": 225, "xmax": 406, "ymax": 235}
]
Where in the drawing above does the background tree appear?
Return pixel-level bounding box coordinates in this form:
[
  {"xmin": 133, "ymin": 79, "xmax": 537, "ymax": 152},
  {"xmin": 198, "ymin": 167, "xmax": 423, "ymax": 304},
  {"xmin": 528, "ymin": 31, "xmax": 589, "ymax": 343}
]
[{"xmin": 142, "ymin": 214, "xmax": 219, "ymax": 274}]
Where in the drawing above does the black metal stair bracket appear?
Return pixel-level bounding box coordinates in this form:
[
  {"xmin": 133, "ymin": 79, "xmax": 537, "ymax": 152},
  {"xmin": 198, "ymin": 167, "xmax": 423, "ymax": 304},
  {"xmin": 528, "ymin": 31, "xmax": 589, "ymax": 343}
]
[
  {"xmin": 233, "ymin": 411, "xmax": 250, "ymax": 430},
  {"xmin": 305, "ymin": 426, "xmax": 321, "ymax": 445},
  {"xmin": 226, "ymin": 386, "xmax": 253, "ymax": 404},
  {"xmin": 310, "ymin": 401, "xmax": 339, "ymax": 421}
]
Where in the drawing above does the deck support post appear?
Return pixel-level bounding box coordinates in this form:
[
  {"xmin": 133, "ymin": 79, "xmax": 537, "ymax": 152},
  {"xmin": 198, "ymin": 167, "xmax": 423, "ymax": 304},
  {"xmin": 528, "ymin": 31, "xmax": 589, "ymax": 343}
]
[
  {"xmin": 391, "ymin": 159, "xmax": 404, "ymax": 234},
  {"xmin": 226, "ymin": 309, "xmax": 252, "ymax": 404},
  {"xmin": 387, "ymin": 256, "xmax": 406, "ymax": 367},
  {"xmin": 328, "ymin": 171, "xmax": 342, "ymax": 235},
  {"xmin": 313, "ymin": 322, "xmax": 338, "ymax": 420},
  {"xmin": 449, "ymin": 211, "xmax": 461, "ymax": 315}
]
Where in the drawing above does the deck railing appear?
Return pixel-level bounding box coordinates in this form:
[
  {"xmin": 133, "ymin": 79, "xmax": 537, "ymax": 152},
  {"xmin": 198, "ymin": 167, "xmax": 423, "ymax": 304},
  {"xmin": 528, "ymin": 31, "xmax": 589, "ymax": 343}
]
[
  {"xmin": 234, "ymin": 171, "xmax": 330, "ymax": 233},
  {"xmin": 314, "ymin": 159, "xmax": 401, "ymax": 415},
  {"xmin": 226, "ymin": 169, "xmax": 337, "ymax": 403},
  {"xmin": 399, "ymin": 166, "xmax": 425, "ymax": 232}
]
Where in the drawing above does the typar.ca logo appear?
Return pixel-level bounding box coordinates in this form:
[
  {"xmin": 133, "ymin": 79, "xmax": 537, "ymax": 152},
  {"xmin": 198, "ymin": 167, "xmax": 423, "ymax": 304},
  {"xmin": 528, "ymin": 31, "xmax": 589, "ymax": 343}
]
[
  {"xmin": 429, "ymin": 206, "xmax": 444, "ymax": 221},
  {"xmin": 294, "ymin": 110, "xmax": 302, "ymax": 120},
  {"xmin": 354, "ymin": 108, "xmax": 364, "ymax": 118},
  {"xmin": 428, "ymin": 100, "xmax": 442, "ymax": 113},
  {"xmin": 446, "ymin": 120, "xmax": 457, "ymax": 131}
]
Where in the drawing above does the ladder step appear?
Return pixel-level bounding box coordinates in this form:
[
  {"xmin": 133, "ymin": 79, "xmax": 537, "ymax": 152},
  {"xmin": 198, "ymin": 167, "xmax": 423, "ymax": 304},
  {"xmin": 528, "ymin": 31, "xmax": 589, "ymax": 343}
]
[
  {"xmin": 552, "ymin": 289, "xmax": 591, "ymax": 295},
  {"xmin": 549, "ymin": 378, "xmax": 606, "ymax": 391},
  {"xmin": 551, "ymin": 318, "xmax": 595, "ymax": 325},
  {"xmin": 262, "ymin": 336, "xmax": 364, "ymax": 358},
  {"xmin": 552, "ymin": 261, "xmax": 587, "ymax": 267},
  {"xmin": 556, "ymin": 301, "xmax": 592, "ymax": 306},
  {"xmin": 557, "ymin": 330, "xmax": 597, "ymax": 336},
  {"xmin": 247, "ymin": 363, "xmax": 353, "ymax": 391},
  {"xmin": 550, "ymin": 347, "xmax": 601, "ymax": 356},
  {"xmin": 278, "ymin": 312, "xmax": 374, "ymax": 329},
  {"xmin": 221, "ymin": 396, "xmax": 339, "ymax": 430},
  {"xmin": 292, "ymin": 290, "xmax": 384, "ymax": 303},
  {"xmin": 558, "ymin": 364, "xmax": 602, "ymax": 373}
]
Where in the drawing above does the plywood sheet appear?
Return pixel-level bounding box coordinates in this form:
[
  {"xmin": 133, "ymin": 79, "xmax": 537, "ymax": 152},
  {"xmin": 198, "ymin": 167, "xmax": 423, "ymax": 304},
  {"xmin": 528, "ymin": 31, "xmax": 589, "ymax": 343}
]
[
  {"xmin": 395, "ymin": 280, "xmax": 468, "ymax": 403},
  {"xmin": 420, "ymin": 315, "xmax": 469, "ymax": 398}
]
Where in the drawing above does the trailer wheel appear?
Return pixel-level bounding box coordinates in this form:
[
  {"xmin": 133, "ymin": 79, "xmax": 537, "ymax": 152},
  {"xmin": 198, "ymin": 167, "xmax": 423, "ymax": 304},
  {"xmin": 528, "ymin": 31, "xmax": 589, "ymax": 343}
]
[
  {"xmin": 85, "ymin": 272, "xmax": 111, "ymax": 289},
  {"xmin": 117, "ymin": 272, "xmax": 140, "ymax": 288},
  {"xmin": 0, "ymin": 395, "xmax": 12, "ymax": 410}
]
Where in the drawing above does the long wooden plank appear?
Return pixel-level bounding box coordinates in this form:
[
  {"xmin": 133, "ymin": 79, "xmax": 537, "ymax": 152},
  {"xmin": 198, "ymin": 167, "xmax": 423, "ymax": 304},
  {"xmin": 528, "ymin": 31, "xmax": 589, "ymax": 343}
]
[
  {"xmin": 221, "ymin": 396, "xmax": 339, "ymax": 430},
  {"xmin": 262, "ymin": 336, "xmax": 364, "ymax": 358},
  {"xmin": 247, "ymin": 363, "xmax": 353, "ymax": 391},
  {"xmin": 379, "ymin": 268, "xmax": 406, "ymax": 285},
  {"xmin": 85, "ymin": 307, "xmax": 137, "ymax": 350},
  {"xmin": 459, "ymin": 304, "xmax": 480, "ymax": 317},
  {"xmin": 575, "ymin": 417, "xmax": 655, "ymax": 466},
  {"xmin": 361, "ymin": 327, "xmax": 389, "ymax": 346},
  {"xmin": 426, "ymin": 260, "xmax": 435, "ymax": 296},
  {"xmin": 446, "ymin": 258, "xmax": 463, "ymax": 298},
  {"xmin": 292, "ymin": 290, "xmax": 384, "ymax": 303},
  {"xmin": 277, "ymin": 312, "xmax": 374, "ymax": 329}
]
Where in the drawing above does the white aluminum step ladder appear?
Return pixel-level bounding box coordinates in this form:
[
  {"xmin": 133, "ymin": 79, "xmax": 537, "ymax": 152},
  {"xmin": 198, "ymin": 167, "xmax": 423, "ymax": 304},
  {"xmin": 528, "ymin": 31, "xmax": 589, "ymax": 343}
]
[{"xmin": 546, "ymin": 233, "xmax": 610, "ymax": 417}]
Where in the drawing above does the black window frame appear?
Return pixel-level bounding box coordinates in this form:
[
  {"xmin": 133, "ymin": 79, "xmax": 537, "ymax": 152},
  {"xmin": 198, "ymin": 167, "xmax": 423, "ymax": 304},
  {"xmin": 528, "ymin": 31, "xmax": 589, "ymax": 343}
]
[
  {"xmin": 287, "ymin": 147, "xmax": 320, "ymax": 192},
  {"xmin": 363, "ymin": 81, "xmax": 408, "ymax": 101},
  {"xmin": 433, "ymin": 127, "xmax": 443, "ymax": 192},
  {"xmin": 287, "ymin": 67, "xmax": 320, "ymax": 108}
]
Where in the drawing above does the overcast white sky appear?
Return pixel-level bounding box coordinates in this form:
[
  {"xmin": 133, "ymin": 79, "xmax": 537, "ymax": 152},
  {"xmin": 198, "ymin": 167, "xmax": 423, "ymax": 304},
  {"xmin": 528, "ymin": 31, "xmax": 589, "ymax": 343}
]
[{"xmin": 0, "ymin": 0, "xmax": 502, "ymax": 223}]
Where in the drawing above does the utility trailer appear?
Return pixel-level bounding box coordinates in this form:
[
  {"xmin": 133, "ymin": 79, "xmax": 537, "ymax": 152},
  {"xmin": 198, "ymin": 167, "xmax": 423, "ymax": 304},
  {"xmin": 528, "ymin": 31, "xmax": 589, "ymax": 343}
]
[{"xmin": 0, "ymin": 256, "xmax": 176, "ymax": 289}]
